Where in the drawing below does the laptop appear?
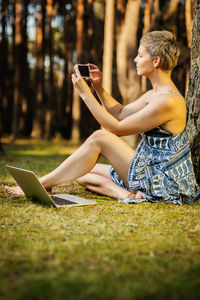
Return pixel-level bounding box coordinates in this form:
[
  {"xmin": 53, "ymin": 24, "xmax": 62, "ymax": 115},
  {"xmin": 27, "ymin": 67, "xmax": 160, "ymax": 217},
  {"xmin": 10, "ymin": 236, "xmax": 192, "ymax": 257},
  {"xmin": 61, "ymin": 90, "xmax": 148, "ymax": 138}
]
[{"xmin": 5, "ymin": 165, "xmax": 97, "ymax": 208}]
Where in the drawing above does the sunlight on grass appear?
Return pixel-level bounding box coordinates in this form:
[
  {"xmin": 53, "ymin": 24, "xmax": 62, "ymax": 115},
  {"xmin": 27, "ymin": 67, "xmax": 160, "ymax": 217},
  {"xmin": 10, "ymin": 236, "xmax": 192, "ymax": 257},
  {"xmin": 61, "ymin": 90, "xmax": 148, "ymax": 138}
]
[{"xmin": 0, "ymin": 140, "xmax": 200, "ymax": 300}]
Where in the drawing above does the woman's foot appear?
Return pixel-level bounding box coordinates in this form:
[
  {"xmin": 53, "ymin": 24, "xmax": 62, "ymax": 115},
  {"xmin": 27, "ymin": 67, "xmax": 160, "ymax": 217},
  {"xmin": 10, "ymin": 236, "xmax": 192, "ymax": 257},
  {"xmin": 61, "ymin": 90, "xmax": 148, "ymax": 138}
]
[
  {"xmin": 5, "ymin": 185, "xmax": 24, "ymax": 196},
  {"xmin": 128, "ymin": 191, "xmax": 143, "ymax": 199},
  {"xmin": 118, "ymin": 191, "xmax": 145, "ymax": 204},
  {"xmin": 5, "ymin": 185, "xmax": 52, "ymax": 196}
]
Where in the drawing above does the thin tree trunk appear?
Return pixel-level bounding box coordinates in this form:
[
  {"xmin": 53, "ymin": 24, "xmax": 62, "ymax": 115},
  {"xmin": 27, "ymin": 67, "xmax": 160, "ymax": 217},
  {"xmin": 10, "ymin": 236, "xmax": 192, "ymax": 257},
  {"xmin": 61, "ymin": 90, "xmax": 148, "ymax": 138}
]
[
  {"xmin": 87, "ymin": 0, "xmax": 97, "ymax": 62},
  {"xmin": 71, "ymin": 0, "xmax": 85, "ymax": 143},
  {"xmin": 142, "ymin": 0, "xmax": 152, "ymax": 35},
  {"xmin": 185, "ymin": 0, "xmax": 194, "ymax": 49},
  {"xmin": 116, "ymin": 0, "xmax": 141, "ymax": 103},
  {"xmin": 32, "ymin": 1, "xmax": 46, "ymax": 138},
  {"xmin": 149, "ymin": 0, "xmax": 161, "ymax": 30},
  {"xmin": 21, "ymin": 0, "xmax": 31, "ymax": 136},
  {"xmin": 60, "ymin": 3, "xmax": 72, "ymax": 139},
  {"xmin": 116, "ymin": 0, "xmax": 141, "ymax": 148},
  {"xmin": 0, "ymin": 0, "xmax": 8, "ymax": 137},
  {"xmin": 142, "ymin": 0, "xmax": 152, "ymax": 93},
  {"xmin": 102, "ymin": 0, "xmax": 115, "ymax": 94},
  {"xmin": 163, "ymin": 0, "xmax": 181, "ymax": 21},
  {"xmin": 12, "ymin": 0, "xmax": 22, "ymax": 140},
  {"xmin": 185, "ymin": 0, "xmax": 194, "ymax": 97},
  {"xmin": 45, "ymin": 0, "xmax": 55, "ymax": 139},
  {"xmin": 186, "ymin": 0, "xmax": 200, "ymax": 183}
]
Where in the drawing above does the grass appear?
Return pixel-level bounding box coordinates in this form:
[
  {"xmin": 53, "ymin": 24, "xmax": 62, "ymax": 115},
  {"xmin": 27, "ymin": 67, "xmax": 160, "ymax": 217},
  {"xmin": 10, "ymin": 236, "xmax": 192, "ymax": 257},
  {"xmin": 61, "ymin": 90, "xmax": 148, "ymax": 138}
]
[{"xmin": 0, "ymin": 139, "xmax": 200, "ymax": 300}]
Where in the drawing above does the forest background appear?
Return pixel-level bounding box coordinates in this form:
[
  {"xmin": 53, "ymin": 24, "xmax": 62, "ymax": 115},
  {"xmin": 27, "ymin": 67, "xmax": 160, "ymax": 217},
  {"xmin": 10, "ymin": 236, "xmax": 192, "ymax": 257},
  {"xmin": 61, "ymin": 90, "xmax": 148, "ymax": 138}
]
[{"xmin": 0, "ymin": 0, "xmax": 195, "ymax": 143}]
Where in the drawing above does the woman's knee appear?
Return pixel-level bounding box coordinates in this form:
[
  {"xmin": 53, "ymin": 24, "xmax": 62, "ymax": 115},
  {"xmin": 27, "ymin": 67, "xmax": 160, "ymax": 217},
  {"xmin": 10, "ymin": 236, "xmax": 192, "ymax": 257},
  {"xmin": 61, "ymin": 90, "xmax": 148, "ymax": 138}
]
[
  {"xmin": 88, "ymin": 129, "xmax": 112, "ymax": 145},
  {"xmin": 76, "ymin": 172, "xmax": 108, "ymax": 189}
]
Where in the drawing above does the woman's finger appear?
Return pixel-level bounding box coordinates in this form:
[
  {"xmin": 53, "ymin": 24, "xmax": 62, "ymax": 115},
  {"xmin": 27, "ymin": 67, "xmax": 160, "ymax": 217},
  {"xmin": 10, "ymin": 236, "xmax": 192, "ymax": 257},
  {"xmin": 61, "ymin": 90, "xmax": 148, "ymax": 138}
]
[
  {"xmin": 71, "ymin": 74, "xmax": 76, "ymax": 84},
  {"xmin": 88, "ymin": 63, "xmax": 98, "ymax": 70},
  {"xmin": 74, "ymin": 64, "xmax": 81, "ymax": 78},
  {"xmin": 89, "ymin": 69, "xmax": 99, "ymax": 73}
]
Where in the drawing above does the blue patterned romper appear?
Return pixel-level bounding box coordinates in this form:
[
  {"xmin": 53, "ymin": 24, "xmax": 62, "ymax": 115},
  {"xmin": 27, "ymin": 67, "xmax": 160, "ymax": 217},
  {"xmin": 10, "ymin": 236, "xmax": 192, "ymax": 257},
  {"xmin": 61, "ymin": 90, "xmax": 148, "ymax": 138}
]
[{"xmin": 109, "ymin": 93, "xmax": 200, "ymax": 205}]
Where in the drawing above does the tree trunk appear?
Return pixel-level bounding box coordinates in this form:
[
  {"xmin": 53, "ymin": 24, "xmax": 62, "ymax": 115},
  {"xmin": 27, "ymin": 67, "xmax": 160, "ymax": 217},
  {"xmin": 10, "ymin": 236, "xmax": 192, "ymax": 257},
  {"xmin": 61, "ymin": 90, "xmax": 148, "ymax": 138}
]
[
  {"xmin": 45, "ymin": 0, "xmax": 55, "ymax": 139},
  {"xmin": 21, "ymin": 0, "xmax": 32, "ymax": 137},
  {"xmin": 12, "ymin": 0, "xmax": 22, "ymax": 140},
  {"xmin": 185, "ymin": 0, "xmax": 194, "ymax": 96},
  {"xmin": 87, "ymin": 0, "xmax": 97, "ymax": 63},
  {"xmin": 32, "ymin": 1, "xmax": 46, "ymax": 138},
  {"xmin": 0, "ymin": 0, "xmax": 9, "ymax": 137},
  {"xmin": 102, "ymin": 0, "xmax": 115, "ymax": 94},
  {"xmin": 116, "ymin": 0, "xmax": 141, "ymax": 148},
  {"xmin": 149, "ymin": 0, "xmax": 161, "ymax": 30},
  {"xmin": 60, "ymin": 2, "xmax": 72, "ymax": 139},
  {"xmin": 116, "ymin": 0, "xmax": 141, "ymax": 104},
  {"xmin": 186, "ymin": 0, "xmax": 200, "ymax": 183},
  {"xmin": 163, "ymin": 0, "xmax": 181, "ymax": 21},
  {"xmin": 71, "ymin": 0, "xmax": 85, "ymax": 143},
  {"xmin": 185, "ymin": 0, "xmax": 194, "ymax": 49}
]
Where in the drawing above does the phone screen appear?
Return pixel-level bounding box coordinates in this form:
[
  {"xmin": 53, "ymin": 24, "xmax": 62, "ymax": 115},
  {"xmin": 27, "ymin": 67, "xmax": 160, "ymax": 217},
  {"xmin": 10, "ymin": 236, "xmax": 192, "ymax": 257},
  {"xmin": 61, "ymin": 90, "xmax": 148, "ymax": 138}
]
[{"xmin": 78, "ymin": 64, "xmax": 90, "ymax": 77}]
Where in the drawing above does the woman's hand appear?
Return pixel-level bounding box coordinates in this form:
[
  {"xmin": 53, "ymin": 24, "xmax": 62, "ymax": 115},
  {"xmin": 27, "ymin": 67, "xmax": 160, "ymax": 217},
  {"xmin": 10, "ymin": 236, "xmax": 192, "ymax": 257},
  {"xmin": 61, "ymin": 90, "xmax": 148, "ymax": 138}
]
[
  {"xmin": 72, "ymin": 65, "xmax": 92, "ymax": 99},
  {"xmin": 87, "ymin": 63, "xmax": 102, "ymax": 89}
]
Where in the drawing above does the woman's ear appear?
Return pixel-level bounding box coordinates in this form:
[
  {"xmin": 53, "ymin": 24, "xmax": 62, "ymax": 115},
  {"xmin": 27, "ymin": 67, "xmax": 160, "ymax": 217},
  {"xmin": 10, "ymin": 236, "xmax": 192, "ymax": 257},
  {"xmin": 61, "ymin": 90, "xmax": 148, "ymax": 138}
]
[{"xmin": 153, "ymin": 56, "xmax": 161, "ymax": 68}]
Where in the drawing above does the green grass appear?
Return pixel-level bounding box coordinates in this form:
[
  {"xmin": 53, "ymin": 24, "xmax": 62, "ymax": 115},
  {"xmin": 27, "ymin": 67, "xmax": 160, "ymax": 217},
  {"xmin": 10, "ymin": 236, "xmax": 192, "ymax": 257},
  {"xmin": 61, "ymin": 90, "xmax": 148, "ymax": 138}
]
[{"xmin": 0, "ymin": 139, "xmax": 200, "ymax": 300}]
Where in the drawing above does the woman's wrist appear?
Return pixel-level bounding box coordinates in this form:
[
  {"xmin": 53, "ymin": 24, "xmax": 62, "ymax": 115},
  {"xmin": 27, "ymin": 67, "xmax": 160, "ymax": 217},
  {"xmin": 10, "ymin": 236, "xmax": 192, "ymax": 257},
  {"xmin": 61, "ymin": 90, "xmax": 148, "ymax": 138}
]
[
  {"xmin": 93, "ymin": 84, "xmax": 104, "ymax": 95},
  {"xmin": 80, "ymin": 90, "xmax": 93, "ymax": 102}
]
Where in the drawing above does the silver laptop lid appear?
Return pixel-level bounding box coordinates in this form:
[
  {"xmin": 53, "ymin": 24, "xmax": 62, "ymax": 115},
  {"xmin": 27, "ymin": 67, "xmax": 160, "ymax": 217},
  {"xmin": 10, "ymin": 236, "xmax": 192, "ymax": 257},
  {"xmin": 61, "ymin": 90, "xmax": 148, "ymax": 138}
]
[{"xmin": 5, "ymin": 165, "xmax": 55, "ymax": 207}]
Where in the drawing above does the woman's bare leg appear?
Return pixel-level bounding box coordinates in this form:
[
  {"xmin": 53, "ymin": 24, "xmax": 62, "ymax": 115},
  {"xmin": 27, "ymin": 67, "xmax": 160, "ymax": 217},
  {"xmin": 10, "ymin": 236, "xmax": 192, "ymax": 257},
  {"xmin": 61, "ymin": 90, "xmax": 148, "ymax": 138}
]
[
  {"xmin": 77, "ymin": 163, "xmax": 132, "ymax": 199},
  {"xmin": 6, "ymin": 130, "xmax": 135, "ymax": 196},
  {"xmin": 77, "ymin": 163, "xmax": 142, "ymax": 199},
  {"xmin": 39, "ymin": 129, "xmax": 135, "ymax": 188}
]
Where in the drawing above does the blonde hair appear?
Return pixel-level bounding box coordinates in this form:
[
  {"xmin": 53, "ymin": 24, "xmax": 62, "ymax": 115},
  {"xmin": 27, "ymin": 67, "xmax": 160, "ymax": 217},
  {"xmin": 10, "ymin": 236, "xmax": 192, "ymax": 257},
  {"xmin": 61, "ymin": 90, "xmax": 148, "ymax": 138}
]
[{"xmin": 140, "ymin": 30, "xmax": 180, "ymax": 71}]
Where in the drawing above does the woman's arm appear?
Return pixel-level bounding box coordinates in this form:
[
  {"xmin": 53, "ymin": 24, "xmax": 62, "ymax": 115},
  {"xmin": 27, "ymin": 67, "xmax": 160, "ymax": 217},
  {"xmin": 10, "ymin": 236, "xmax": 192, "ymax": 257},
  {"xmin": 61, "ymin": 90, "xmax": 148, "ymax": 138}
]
[
  {"xmin": 87, "ymin": 64, "xmax": 122, "ymax": 117},
  {"xmin": 72, "ymin": 71, "xmax": 181, "ymax": 136},
  {"xmin": 88, "ymin": 64, "xmax": 149, "ymax": 120}
]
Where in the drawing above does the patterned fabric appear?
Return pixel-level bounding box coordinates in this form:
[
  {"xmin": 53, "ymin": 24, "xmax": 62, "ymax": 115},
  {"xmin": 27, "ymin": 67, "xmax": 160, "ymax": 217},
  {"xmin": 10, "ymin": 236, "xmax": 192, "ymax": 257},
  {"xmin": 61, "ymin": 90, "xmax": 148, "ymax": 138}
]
[{"xmin": 109, "ymin": 127, "xmax": 200, "ymax": 204}]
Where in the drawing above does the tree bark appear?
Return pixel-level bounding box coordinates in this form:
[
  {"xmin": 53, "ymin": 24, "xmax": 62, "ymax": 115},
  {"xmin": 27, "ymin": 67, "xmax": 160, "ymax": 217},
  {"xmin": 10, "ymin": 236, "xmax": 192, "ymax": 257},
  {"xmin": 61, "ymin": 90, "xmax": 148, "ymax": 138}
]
[
  {"xmin": 87, "ymin": 0, "xmax": 97, "ymax": 62},
  {"xmin": 186, "ymin": 0, "xmax": 200, "ymax": 183},
  {"xmin": 45, "ymin": 0, "xmax": 56, "ymax": 139},
  {"xmin": 71, "ymin": 0, "xmax": 85, "ymax": 143},
  {"xmin": 0, "ymin": 0, "xmax": 9, "ymax": 137},
  {"xmin": 116, "ymin": 0, "xmax": 141, "ymax": 148},
  {"xmin": 102, "ymin": 0, "xmax": 115, "ymax": 94},
  {"xmin": 60, "ymin": 2, "xmax": 73, "ymax": 139},
  {"xmin": 21, "ymin": 0, "xmax": 32, "ymax": 137},
  {"xmin": 185, "ymin": 0, "xmax": 194, "ymax": 49},
  {"xmin": 31, "ymin": 1, "xmax": 46, "ymax": 138},
  {"xmin": 163, "ymin": 0, "xmax": 181, "ymax": 21},
  {"xmin": 12, "ymin": 0, "xmax": 23, "ymax": 140},
  {"xmin": 116, "ymin": 0, "xmax": 141, "ymax": 104}
]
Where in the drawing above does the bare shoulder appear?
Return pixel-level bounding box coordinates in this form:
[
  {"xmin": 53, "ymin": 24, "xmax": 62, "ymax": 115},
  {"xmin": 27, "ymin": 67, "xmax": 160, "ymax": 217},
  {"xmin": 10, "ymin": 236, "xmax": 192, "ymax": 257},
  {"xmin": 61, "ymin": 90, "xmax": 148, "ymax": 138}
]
[
  {"xmin": 157, "ymin": 92, "xmax": 186, "ymax": 133},
  {"xmin": 158, "ymin": 92, "xmax": 186, "ymax": 112}
]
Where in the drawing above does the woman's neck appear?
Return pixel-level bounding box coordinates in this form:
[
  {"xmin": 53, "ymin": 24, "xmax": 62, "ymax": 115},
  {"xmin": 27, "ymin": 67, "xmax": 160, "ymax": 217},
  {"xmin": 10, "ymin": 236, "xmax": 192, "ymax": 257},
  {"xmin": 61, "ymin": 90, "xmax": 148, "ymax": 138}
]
[{"xmin": 148, "ymin": 69, "xmax": 176, "ymax": 94}]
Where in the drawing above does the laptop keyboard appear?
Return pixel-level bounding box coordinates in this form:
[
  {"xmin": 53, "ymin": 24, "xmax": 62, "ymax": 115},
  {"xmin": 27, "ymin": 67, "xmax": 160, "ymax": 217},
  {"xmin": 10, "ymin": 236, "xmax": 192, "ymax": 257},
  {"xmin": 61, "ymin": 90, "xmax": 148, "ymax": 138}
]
[{"xmin": 51, "ymin": 195, "xmax": 77, "ymax": 206}]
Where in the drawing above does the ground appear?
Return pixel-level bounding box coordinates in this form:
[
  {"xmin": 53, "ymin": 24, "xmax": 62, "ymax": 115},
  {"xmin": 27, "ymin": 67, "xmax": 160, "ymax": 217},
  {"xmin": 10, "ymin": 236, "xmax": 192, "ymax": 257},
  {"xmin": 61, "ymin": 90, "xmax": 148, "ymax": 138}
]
[{"xmin": 0, "ymin": 138, "xmax": 200, "ymax": 300}]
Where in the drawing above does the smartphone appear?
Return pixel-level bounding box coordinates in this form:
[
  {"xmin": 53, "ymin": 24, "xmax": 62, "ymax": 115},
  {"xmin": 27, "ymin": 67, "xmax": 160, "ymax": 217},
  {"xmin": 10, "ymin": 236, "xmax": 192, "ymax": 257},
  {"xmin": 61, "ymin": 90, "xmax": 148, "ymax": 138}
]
[{"xmin": 77, "ymin": 64, "xmax": 90, "ymax": 78}]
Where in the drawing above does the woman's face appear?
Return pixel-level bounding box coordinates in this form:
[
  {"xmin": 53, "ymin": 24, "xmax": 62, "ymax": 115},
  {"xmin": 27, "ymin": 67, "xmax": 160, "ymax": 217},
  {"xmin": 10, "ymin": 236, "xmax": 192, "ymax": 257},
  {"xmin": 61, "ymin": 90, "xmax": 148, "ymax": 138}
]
[{"xmin": 134, "ymin": 44, "xmax": 155, "ymax": 76}]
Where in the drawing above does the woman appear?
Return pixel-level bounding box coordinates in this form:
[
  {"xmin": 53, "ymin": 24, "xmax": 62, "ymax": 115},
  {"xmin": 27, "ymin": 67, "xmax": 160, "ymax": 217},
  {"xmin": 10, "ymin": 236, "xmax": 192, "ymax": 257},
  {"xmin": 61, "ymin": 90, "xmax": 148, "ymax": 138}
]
[{"xmin": 6, "ymin": 31, "xmax": 200, "ymax": 204}]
